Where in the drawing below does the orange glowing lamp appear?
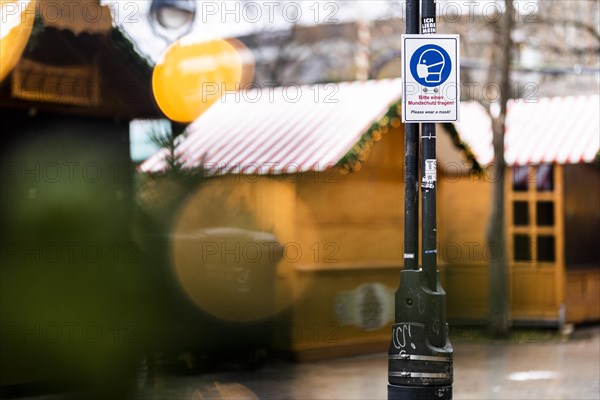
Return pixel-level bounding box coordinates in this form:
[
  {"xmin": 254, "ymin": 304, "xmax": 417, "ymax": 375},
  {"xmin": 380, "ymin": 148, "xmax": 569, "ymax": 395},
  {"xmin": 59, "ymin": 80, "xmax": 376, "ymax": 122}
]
[
  {"xmin": 0, "ymin": 0, "xmax": 36, "ymax": 82},
  {"xmin": 152, "ymin": 36, "xmax": 254, "ymax": 123}
]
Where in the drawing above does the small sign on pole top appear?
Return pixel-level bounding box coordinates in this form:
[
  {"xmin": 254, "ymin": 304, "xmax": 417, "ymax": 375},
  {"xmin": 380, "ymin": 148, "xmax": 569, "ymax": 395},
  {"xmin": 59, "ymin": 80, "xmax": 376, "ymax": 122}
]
[{"xmin": 401, "ymin": 34, "xmax": 460, "ymax": 123}]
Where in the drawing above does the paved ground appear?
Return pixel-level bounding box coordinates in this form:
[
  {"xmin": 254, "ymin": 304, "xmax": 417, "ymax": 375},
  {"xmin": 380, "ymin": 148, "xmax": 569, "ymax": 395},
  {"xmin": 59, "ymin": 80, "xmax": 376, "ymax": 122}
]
[
  {"xmin": 9, "ymin": 325, "xmax": 600, "ymax": 400},
  {"xmin": 140, "ymin": 325, "xmax": 600, "ymax": 400}
]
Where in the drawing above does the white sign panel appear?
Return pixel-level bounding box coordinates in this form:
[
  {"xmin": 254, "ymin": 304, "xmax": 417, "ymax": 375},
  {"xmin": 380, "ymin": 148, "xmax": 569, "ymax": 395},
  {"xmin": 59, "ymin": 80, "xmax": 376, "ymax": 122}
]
[{"xmin": 402, "ymin": 34, "xmax": 460, "ymax": 123}]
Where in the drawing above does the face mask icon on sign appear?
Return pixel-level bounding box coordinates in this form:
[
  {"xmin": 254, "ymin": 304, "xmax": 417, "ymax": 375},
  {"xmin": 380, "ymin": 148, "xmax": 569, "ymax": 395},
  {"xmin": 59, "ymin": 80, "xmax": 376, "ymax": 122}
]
[{"xmin": 416, "ymin": 49, "xmax": 446, "ymax": 84}]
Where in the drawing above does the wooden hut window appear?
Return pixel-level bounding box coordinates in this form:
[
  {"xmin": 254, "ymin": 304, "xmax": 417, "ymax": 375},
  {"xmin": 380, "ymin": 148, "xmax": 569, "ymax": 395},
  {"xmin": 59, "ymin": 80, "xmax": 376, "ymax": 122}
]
[
  {"xmin": 514, "ymin": 234, "xmax": 532, "ymax": 262},
  {"xmin": 507, "ymin": 164, "xmax": 562, "ymax": 268},
  {"xmin": 513, "ymin": 201, "xmax": 529, "ymax": 226},
  {"xmin": 512, "ymin": 166, "xmax": 530, "ymax": 191},
  {"xmin": 536, "ymin": 235, "xmax": 556, "ymax": 262},
  {"xmin": 536, "ymin": 164, "xmax": 554, "ymax": 192},
  {"xmin": 536, "ymin": 201, "xmax": 554, "ymax": 226}
]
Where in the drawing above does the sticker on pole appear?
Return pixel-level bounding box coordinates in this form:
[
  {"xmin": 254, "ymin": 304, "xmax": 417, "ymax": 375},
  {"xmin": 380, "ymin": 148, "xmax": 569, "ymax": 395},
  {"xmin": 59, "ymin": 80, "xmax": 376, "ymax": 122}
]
[{"xmin": 402, "ymin": 34, "xmax": 460, "ymax": 123}]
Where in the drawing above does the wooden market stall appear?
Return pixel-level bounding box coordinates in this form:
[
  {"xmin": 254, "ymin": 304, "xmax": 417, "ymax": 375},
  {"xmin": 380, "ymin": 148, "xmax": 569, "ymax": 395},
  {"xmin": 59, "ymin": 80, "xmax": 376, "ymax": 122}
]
[
  {"xmin": 446, "ymin": 97, "xmax": 600, "ymax": 325},
  {"xmin": 141, "ymin": 80, "xmax": 600, "ymax": 360},
  {"xmin": 140, "ymin": 79, "xmax": 410, "ymax": 360},
  {"xmin": 140, "ymin": 78, "xmax": 462, "ymax": 360}
]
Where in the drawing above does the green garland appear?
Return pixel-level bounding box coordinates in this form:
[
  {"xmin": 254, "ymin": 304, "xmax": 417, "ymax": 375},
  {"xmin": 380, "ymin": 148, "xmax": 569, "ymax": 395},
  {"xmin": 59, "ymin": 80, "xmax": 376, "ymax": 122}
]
[
  {"xmin": 336, "ymin": 101, "xmax": 401, "ymax": 173},
  {"xmin": 22, "ymin": 7, "xmax": 153, "ymax": 80},
  {"xmin": 109, "ymin": 27, "xmax": 154, "ymax": 79},
  {"xmin": 441, "ymin": 122, "xmax": 483, "ymax": 174},
  {"xmin": 337, "ymin": 101, "xmax": 483, "ymax": 175},
  {"xmin": 22, "ymin": 7, "xmax": 45, "ymax": 55}
]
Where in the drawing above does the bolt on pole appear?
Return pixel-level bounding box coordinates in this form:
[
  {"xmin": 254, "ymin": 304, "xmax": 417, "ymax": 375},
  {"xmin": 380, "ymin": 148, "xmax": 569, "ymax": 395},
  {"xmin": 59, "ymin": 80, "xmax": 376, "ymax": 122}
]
[{"xmin": 388, "ymin": 0, "xmax": 454, "ymax": 398}]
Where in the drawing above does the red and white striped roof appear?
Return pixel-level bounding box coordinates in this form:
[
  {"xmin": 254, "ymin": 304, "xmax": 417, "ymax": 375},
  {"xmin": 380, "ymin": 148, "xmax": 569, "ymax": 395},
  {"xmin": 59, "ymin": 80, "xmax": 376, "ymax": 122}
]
[
  {"xmin": 456, "ymin": 95, "xmax": 600, "ymax": 166},
  {"xmin": 142, "ymin": 81, "xmax": 599, "ymax": 173},
  {"xmin": 140, "ymin": 79, "xmax": 402, "ymax": 174}
]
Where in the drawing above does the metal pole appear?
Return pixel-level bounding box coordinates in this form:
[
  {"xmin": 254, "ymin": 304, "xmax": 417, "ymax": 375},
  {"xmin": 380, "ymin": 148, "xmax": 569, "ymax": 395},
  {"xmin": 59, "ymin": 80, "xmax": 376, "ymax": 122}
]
[
  {"xmin": 420, "ymin": 0, "xmax": 437, "ymax": 291},
  {"xmin": 388, "ymin": 0, "xmax": 453, "ymax": 398},
  {"xmin": 403, "ymin": 0, "xmax": 420, "ymax": 271}
]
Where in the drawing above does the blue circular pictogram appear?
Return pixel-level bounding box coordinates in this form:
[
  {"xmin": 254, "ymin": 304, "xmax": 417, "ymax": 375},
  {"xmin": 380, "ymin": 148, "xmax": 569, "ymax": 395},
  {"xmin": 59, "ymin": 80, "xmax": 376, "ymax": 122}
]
[{"xmin": 410, "ymin": 44, "xmax": 452, "ymax": 87}]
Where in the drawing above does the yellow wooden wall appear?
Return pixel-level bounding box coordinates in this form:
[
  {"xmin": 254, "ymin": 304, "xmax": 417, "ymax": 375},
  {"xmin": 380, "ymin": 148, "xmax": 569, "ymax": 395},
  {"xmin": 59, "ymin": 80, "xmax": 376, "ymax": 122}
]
[
  {"xmin": 438, "ymin": 177, "xmax": 491, "ymax": 320},
  {"xmin": 169, "ymin": 175, "xmax": 314, "ymax": 322},
  {"xmin": 283, "ymin": 126, "xmax": 406, "ymax": 358},
  {"xmin": 566, "ymin": 270, "xmax": 600, "ymax": 323}
]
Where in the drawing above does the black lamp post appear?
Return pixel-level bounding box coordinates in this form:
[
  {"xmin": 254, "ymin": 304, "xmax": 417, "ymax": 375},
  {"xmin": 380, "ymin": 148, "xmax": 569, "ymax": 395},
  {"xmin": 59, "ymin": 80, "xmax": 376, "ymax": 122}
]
[{"xmin": 387, "ymin": 0, "xmax": 454, "ymax": 398}]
